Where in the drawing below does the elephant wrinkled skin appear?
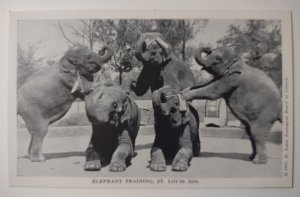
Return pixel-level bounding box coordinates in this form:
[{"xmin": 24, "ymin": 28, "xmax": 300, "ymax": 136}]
[
  {"xmin": 150, "ymin": 87, "xmax": 200, "ymax": 172},
  {"xmin": 131, "ymin": 32, "xmax": 195, "ymax": 95},
  {"xmin": 84, "ymin": 85, "xmax": 141, "ymax": 172},
  {"xmin": 17, "ymin": 45, "xmax": 114, "ymax": 162},
  {"xmin": 183, "ymin": 46, "xmax": 282, "ymax": 164}
]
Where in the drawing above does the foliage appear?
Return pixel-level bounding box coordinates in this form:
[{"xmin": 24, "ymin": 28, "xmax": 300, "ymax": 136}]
[
  {"xmin": 217, "ymin": 20, "xmax": 282, "ymax": 87},
  {"xmin": 155, "ymin": 19, "xmax": 208, "ymax": 60},
  {"xmin": 58, "ymin": 19, "xmax": 209, "ymax": 85},
  {"xmin": 17, "ymin": 44, "xmax": 42, "ymax": 89}
]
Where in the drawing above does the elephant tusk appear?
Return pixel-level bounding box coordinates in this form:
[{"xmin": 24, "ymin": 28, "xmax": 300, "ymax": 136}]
[
  {"xmin": 71, "ymin": 79, "xmax": 80, "ymax": 94},
  {"xmin": 177, "ymin": 94, "xmax": 187, "ymax": 112},
  {"xmin": 71, "ymin": 70, "xmax": 94, "ymax": 95}
]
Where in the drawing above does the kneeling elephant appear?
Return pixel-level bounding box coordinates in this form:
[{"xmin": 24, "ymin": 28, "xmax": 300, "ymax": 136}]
[
  {"xmin": 84, "ymin": 85, "xmax": 141, "ymax": 172},
  {"xmin": 150, "ymin": 87, "xmax": 201, "ymax": 172}
]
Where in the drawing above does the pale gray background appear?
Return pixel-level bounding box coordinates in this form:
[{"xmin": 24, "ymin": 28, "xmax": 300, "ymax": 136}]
[{"xmin": 0, "ymin": 0, "xmax": 299, "ymax": 196}]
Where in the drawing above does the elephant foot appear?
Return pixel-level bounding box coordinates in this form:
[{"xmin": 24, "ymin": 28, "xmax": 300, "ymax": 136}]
[
  {"xmin": 84, "ymin": 160, "xmax": 101, "ymax": 171},
  {"xmin": 249, "ymin": 152, "xmax": 256, "ymax": 161},
  {"xmin": 172, "ymin": 160, "xmax": 188, "ymax": 171},
  {"xmin": 150, "ymin": 162, "xmax": 166, "ymax": 172},
  {"xmin": 30, "ymin": 155, "xmax": 46, "ymax": 162},
  {"xmin": 109, "ymin": 161, "xmax": 126, "ymax": 172},
  {"xmin": 193, "ymin": 147, "xmax": 201, "ymax": 157},
  {"xmin": 252, "ymin": 155, "xmax": 267, "ymax": 164}
]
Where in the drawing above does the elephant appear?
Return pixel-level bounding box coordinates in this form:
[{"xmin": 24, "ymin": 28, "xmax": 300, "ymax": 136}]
[
  {"xmin": 17, "ymin": 45, "xmax": 114, "ymax": 162},
  {"xmin": 131, "ymin": 32, "xmax": 195, "ymax": 96},
  {"xmin": 84, "ymin": 85, "xmax": 141, "ymax": 171},
  {"xmin": 150, "ymin": 87, "xmax": 200, "ymax": 171},
  {"xmin": 182, "ymin": 46, "xmax": 282, "ymax": 164}
]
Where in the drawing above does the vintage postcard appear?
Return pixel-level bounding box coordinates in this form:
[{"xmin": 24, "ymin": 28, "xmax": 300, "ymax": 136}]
[{"xmin": 8, "ymin": 10, "xmax": 293, "ymax": 188}]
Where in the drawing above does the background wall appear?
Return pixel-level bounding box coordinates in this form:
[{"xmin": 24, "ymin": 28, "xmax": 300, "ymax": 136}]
[{"xmin": 0, "ymin": 0, "xmax": 299, "ymax": 196}]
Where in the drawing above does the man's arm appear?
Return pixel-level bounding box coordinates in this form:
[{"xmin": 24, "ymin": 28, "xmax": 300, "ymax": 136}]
[{"xmin": 131, "ymin": 67, "xmax": 151, "ymax": 96}]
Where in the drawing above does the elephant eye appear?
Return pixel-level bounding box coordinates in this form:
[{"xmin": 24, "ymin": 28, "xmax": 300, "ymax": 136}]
[
  {"xmin": 86, "ymin": 54, "xmax": 92, "ymax": 60},
  {"xmin": 170, "ymin": 107, "xmax": 177, "ymax": 113},
  {"xmin": 215, "ymin": 55, "xmax": 222, "ymax": 61},
  {"xmin": 112, "ymin": 102, "xmax": 117, "ymax": 109},
  {"xmin": 151, "ymin": 51, "xmax": 157, "ymax": 56}
]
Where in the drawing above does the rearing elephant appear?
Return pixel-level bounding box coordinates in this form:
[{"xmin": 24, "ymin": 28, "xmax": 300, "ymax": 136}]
[
  {"xmin": 17, "ymin": 45, "xmax": 114, "ymax": 162},
  {"xmin": 131, "ymin": 32, "xmax": 195, "ymax": 95},
  {"xmin": 182, "ymin": 46, "xmax": 282, "ymax": 164}
]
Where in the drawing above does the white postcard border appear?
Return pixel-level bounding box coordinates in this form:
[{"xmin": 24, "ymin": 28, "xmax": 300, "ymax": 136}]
[{"xmin": 8, "ymin": 9, "xmax": 294, "ymax": 188}]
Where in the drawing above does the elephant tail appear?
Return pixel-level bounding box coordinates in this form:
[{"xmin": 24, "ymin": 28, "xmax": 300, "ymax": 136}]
[{"xmin": 278, "ymin": 109, "xmax": 282, "ymax": 123}]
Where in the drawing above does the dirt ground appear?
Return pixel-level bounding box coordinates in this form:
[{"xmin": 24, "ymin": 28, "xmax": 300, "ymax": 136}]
[{"xmin": 17, "ymin": 127, "xmax": 282, "ymax": 179}]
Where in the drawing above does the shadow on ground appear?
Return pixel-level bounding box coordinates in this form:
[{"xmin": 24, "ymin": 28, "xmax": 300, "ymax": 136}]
[
  {"xmin": 199, "ymin": 152, "xmax": 251, "ymax": 161},
  {"xmin": 20, "ymin": 151, "xmax": 85, "ymax": 160},
  {"xmin": 135, "ymin": 143, "xmax": 152, "ymax": 151}
]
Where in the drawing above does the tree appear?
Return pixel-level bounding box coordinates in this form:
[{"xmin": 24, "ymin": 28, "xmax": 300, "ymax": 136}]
[
  {"xmin": 110, "ymin": 20, "xmax": 152, "ymax": 85},
  {"xmin": 155, "ymin": 19, "xmax": 208, "ymax": 61},
  {"xmin": 58, "ymin": 19, "xmax": 117, "ymax": 50},
  {"xmin": 58, "ymin": 19, "xmax": 144, "ymax": 85},
  {"xmin": 17, "ymin": 44, "xmax": 42, "ymax": 89},
  {"xmin": 58, "ymin": 19, "xmax": 209, "ymax": 86},
  {"xmin": 217, "ymin": 20, "xmax": 282, "ymax": 87}
]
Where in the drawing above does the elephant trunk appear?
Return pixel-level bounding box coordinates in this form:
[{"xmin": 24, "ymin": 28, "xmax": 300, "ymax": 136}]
[
  {"xmin": 160, "ymin": 103, "xmax": 170, "ymax": 116},
  {"xmin": 152, "ymin": 88, "xmax": 172, "ymax": 116},
  {"xmin": 93, "ymin": 107, "xmax": 110, "ymax": 125},
  {"xmin": 96, "ymin": 45, "xmax": 114, "ymax": 65},
  {"xmin": 152, "ymin": 89, "xmax": 162, "ymax": 108},
  {"xmin": 194, "ymin": 47, "xmax": 211, "ymax": 67}
]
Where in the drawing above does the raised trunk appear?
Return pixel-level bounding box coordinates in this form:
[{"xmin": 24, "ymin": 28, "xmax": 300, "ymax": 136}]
[
  {"xmin": 96, "ymin": 45, "xmax": 114, "ymax": 65},
  {"xmin": 194, "ymin": 47, "xmax": 210, "ymax": 67},
  {"xmin": 152, "ymin": 89, "xmax": 163, "ymax": 108}
]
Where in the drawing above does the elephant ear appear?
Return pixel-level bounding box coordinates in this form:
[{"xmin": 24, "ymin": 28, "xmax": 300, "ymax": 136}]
[
  {"xmin": 179, "ymin": 95, "xmax": 191, "ymax": 125},
  {"xmin": 84, "ymin": 92, "xmax": 96, "ymax": 121},
  {"xmin": 120, "ymin": 97, "xmax": 131, "ymax": 124},
  {"xmin": 182, "ymin": 105, "xmax": 191, "ymax": 125}
]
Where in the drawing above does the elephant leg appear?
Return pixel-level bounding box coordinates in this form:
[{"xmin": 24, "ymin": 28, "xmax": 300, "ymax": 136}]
[
  {"xmin": 242, "ymin": 121, "xmax": 257, "ymax": 160},
  {"xmin": 85, "ymin": 141, "xmax": 101, "ymax": 171},
  {"xmin": 109, "ymin": 130, "xmax": 133, "ymax": 172},
  {"xmin": 249, "ymin": 122, "xmax": 271, "ymax": 164},
  {"xmin": 172, "ymin": 125, "xmax": 193, "ymax": 171},
  {"xmin": 22, "ymin": 112, "xmax": 48, "ymax": 162},
  {"xmin": 28, "ymin": 133, "xmax": 46, "ymax": 162},
  {"xmin": 150, "ymin": 138, "xmax": 166, "ymax": 172},
  {"xmin": 28, "ymin": 133, "xmax": 47, "ymax": 162},
  {"xmin": 193, "ymin": 132, "xmax": 201, "ymax": 157}
]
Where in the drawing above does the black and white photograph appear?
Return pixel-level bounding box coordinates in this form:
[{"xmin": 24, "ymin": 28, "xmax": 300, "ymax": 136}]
[{"xmin": 8, "ymin": 10, "xmax": 293, "ymax": 188}]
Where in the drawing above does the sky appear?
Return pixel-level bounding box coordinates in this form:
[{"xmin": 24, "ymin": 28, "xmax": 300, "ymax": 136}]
[{"xmin": 17, "ymin": 19, "xmax": 245, "ymax": 62}]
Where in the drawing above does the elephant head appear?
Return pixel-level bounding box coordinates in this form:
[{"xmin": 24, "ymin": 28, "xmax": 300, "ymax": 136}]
[
  {"xmin": 194, "ymin": 46, "xmax": 238, "ymax": 78},
  {"xmin": 152, "ymin": 87, "xmax": 190, "ymax": 128},
  {"xmin": 61, "ymin": 45, "xmax": 114, "ymax": 81},
  {"xmin": 85, "ymin": 85, "xmax": 131, "ymax": 127},
  {"xmin": 135, "ymin": 32, "xmax": 172, "ymax": 66}
]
